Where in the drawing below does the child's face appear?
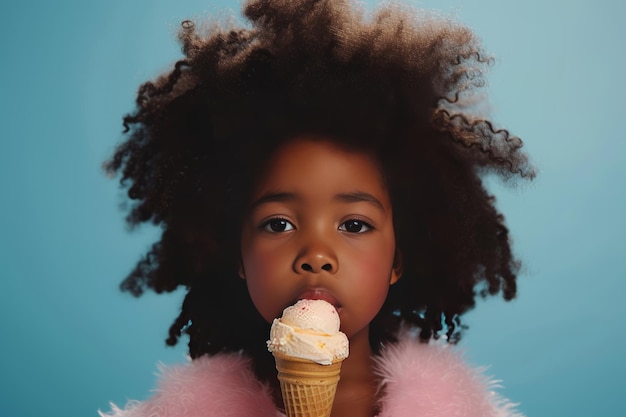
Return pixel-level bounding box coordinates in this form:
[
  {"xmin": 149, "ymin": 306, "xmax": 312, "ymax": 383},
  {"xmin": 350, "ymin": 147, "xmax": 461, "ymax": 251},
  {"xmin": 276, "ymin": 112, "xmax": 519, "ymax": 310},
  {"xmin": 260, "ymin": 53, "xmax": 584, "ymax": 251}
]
[{"xmin": 240, "ymin": 138, "xmax": 399, "ymax": 340}]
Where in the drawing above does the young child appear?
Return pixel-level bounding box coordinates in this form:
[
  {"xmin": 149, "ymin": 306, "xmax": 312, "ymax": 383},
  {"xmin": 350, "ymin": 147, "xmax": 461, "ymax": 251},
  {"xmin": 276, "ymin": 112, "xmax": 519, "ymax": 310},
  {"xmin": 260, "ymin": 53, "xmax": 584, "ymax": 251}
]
[{"xmin": 101, "ymin": 0, "xmax": 534, "ymax": 416}]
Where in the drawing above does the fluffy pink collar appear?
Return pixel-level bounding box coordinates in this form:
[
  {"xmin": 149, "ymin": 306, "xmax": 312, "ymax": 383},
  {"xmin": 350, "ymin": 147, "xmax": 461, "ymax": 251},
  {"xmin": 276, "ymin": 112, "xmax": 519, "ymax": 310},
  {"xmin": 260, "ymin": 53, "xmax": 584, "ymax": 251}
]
[{"xmin": 101, "ymin": 334, "xmax": 524, "ymax": 417}]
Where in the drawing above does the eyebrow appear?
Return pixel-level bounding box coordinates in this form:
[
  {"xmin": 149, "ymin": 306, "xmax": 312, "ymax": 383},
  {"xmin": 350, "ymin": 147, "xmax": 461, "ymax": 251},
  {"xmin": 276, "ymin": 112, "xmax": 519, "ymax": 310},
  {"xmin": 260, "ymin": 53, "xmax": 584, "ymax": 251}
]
[
  {"xmin": 334, "ymin": 192, "xmax": 384, "ymax": 211},
  {"xmin": 249, "ymin": 192, "xmax": 297, "ymax": 210},
  {"xmin": 249, "ymin": 191, "xmax": 385, "ymax": 211}
]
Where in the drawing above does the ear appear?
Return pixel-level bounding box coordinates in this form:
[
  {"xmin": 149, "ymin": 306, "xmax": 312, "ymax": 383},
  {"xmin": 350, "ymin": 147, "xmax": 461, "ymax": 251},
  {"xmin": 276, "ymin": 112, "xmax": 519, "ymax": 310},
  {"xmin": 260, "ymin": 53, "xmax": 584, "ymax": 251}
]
[
  {"xmin": 390, "ymin": 268, "xmax": 401, "ymax": 285},
  {"xmin": 238, "ymin": 264, "xmax": 246, "ymax": 280},
  {"xmin": 390, "ymin": 250, "xmax": 403, "ymax": 285}
]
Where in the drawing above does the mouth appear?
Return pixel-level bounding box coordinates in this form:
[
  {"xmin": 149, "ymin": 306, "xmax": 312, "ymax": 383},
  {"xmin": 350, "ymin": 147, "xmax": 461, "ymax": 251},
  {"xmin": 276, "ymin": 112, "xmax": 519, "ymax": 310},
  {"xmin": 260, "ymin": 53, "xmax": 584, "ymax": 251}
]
[{"xmin": 296, "ymin": 288, "xmax": 342, "ymax": 312}]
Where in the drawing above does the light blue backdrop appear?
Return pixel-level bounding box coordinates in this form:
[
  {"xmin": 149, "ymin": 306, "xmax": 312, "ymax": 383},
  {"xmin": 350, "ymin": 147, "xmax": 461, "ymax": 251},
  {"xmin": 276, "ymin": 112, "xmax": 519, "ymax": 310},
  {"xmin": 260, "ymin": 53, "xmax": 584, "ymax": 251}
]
[{"xmin": 1, "ymin": 1, "xmax": 623, "ymax": 416}]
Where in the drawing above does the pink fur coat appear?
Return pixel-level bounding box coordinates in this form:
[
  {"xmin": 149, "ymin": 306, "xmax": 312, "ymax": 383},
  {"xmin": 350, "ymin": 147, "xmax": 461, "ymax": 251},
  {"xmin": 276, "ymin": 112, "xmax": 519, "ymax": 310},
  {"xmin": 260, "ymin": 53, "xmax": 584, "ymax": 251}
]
[{"xmin": 100, "ymin": 334, "xmax": 524, "ymax": 417}]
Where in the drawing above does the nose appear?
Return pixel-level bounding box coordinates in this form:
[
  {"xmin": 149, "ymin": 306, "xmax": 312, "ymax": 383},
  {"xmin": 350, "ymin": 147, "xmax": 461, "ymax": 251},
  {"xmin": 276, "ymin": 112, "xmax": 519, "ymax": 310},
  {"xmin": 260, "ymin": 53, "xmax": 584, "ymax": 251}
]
[{"xmin": 294, "ymin": 244, "xmax": 338, "ymax": 274}]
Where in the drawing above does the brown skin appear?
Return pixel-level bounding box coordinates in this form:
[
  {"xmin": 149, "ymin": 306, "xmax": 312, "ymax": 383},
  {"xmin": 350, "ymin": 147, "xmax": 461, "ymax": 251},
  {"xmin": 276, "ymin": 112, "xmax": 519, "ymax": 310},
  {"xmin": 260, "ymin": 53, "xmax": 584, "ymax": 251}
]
[{"xmin": 240, "ymin": 138, "xmax": 400, "ymax": 417}]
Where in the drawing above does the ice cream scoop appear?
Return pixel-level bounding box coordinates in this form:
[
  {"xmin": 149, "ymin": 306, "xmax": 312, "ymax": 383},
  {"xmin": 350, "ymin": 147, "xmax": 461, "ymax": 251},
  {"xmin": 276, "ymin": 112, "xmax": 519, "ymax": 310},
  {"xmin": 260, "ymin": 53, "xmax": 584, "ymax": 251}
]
[{"xmin": 267, "ymin": 299, "xmax": 349, "ymax": 365}]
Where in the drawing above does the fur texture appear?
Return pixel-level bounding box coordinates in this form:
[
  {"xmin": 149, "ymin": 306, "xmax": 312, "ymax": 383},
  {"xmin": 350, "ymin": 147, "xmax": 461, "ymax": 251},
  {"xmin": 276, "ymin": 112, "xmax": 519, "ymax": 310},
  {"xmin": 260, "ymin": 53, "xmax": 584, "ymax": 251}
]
[
  {"xmin": 100, "ymin": 335, "xmax": 524, "ymax": 417},
  {"xmin": 99, "ymin": 354, "xmax": 277, "ymax": 417},
  {"xmin": 373, "ymin": 335, "xmax": 524, "ymax": 417}
]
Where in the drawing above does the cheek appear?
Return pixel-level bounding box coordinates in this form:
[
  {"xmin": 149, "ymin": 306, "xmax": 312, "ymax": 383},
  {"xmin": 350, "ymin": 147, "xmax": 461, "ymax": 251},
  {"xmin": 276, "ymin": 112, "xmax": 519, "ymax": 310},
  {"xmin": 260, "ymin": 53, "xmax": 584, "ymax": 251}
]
[
  {"xmin": 356, "ymin": 235, "xmax": 396, "ymax": 279},
  {"xmin": 357, "ymin": 262, "xmax": 393, "ymax": 307},
  {"xmin": 243, "ymin": 239, "xmax": 293, "ymax": 280},
  {"xmin": 244, "ymin": 271, "xmax": 283, "ymax": 323},
  {"xmin": 358, "ymin": 236, "xmax": 395, "ymax": 298},
  {"xmin": 346, "ymin": 237, "xmax": 396, "ymax": 307},
  {"xmin": 245, "ymin": 280, "xmax": 274, "ymax": 323},
  {"xmin": 241, "ymin": 241, "xmax": 293, "ymax": 322}
]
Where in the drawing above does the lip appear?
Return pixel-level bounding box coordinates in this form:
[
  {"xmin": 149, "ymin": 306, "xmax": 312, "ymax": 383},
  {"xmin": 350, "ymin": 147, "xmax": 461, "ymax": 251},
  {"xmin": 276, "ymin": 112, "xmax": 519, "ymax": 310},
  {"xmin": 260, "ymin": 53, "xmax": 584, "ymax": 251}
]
[{"xmin": 296, "ymin": 288, "xmax": 342, "ymax": 311}]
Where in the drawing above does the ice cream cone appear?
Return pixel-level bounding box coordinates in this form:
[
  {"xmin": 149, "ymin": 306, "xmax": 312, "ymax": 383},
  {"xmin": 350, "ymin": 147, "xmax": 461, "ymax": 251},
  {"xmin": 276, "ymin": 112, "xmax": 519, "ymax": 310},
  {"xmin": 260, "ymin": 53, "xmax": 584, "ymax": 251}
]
[{"xmin": 274, "ymin": 352, "xmax": 343, "ymax": 417}]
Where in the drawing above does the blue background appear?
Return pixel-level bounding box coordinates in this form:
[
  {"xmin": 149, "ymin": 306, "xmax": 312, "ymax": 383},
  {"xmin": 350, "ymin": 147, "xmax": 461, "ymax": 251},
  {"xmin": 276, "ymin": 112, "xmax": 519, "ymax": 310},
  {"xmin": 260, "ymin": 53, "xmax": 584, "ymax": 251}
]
[{"xmin": 1, "ymin": 1, "xmax": 624, "ymax": 416}]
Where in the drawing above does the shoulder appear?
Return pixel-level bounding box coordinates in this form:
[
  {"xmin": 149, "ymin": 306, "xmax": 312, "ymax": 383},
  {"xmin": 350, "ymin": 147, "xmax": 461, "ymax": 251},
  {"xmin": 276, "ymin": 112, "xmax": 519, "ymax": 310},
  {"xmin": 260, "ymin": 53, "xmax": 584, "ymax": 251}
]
[
  {"xmin": 374, "ymin": 331, "xmax": 525, "ymax": 417},
  {"xmin": 99, "ymin": 353, "xmax": 278, "ymax": 417}
]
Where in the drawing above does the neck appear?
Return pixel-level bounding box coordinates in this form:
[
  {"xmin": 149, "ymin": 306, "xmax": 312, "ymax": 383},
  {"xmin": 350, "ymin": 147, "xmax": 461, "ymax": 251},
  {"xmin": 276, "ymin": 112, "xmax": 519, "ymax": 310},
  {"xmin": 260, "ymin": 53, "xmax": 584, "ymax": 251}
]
[{"xmin": 331, "ymin": 326, "xmax": 378, "ymax": 417}]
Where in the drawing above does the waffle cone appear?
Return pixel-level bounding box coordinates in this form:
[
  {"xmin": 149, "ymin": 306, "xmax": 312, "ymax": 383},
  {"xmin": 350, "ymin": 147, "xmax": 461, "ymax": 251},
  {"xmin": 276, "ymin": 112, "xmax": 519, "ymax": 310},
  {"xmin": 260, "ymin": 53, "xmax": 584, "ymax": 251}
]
[{"xmin": 273, "ymin": 352, "xmax": 343, "ymax": 417}]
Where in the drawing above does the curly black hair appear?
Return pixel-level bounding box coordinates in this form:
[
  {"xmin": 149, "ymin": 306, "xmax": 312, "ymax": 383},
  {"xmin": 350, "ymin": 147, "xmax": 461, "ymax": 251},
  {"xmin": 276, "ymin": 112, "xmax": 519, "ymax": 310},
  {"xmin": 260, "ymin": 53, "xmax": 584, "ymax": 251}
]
[{"xmin": 106, "ymin": 0, "xmax": 534, "ymax": 385}]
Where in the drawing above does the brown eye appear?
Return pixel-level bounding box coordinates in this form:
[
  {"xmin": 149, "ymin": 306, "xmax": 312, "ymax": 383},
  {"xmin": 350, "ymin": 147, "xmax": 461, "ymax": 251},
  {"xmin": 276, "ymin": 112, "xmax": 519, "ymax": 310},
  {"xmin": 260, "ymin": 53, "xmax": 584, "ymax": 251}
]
[
  {"xmin": 262, "ymin": 218, "xmax": 294, "ymax": 233},
  {"xmin": 339, "ymin": 220, "xmax": 372, "ymax": 233}
]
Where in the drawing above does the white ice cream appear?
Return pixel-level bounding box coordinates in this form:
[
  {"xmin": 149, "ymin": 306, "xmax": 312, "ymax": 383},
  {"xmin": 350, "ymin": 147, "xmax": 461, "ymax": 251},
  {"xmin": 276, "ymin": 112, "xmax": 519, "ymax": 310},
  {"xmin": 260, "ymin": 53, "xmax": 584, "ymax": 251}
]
[{"xmin": 267, "ymin": 299, "xmax": 349, "ymax": 365}]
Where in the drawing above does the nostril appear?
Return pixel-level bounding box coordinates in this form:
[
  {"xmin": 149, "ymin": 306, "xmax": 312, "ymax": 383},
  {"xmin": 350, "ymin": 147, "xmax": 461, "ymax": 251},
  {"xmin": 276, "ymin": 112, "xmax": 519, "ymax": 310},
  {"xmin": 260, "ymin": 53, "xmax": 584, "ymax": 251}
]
[
  {"xmin": 322, "ymin": 263, "xmax": 332, "ymax": 271},
  {"xmin": 301, "ymin": 263, "xmax": 313, "ymax": 272}
]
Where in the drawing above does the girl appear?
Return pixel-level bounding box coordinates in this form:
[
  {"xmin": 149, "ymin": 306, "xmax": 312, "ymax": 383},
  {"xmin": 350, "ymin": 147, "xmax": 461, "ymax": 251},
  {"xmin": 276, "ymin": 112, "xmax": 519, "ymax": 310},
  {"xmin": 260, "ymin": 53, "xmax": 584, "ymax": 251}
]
[{"xmin": 102, "ymin": 0, "xmax": 534, "ymax": 416}]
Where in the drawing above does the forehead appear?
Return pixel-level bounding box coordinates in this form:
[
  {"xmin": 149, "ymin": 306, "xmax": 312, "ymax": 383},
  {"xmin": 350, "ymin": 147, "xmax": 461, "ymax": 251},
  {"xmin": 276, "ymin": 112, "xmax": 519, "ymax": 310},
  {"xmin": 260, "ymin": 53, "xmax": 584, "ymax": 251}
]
[{"xmin": 253, "ymin": 137, "xmax": 389, "ymax": 202}]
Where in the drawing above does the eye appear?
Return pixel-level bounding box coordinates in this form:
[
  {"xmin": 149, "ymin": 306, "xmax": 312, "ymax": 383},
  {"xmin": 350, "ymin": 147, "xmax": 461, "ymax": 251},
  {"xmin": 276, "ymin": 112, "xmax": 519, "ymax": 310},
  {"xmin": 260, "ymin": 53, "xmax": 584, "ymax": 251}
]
[
  {"xmin": 339, "ymin": 219, "xmax": 373, "ymax": 234},
  {"xmin": 261, "ymin": 218, "xmax": 295, "ymax": 233}
]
